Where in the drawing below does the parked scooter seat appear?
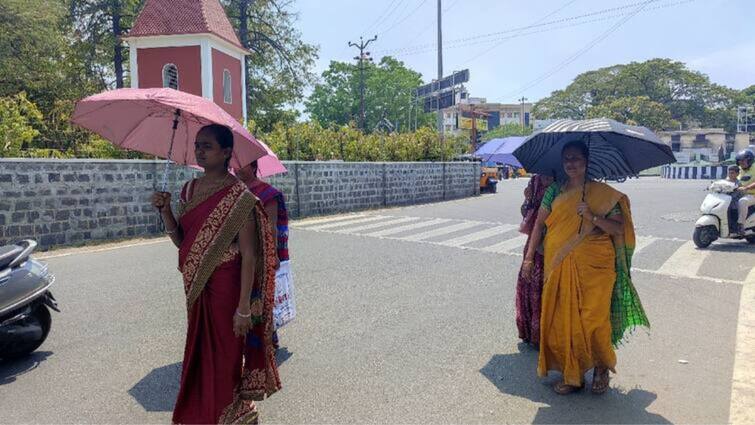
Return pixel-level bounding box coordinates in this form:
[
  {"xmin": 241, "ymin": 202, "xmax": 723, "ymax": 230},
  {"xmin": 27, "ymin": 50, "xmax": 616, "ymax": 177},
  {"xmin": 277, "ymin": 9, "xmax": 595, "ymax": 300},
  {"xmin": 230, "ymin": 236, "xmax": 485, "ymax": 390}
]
[{"xmin": 0, "ymin": 245, "xmax": 24, "ymax": 270}]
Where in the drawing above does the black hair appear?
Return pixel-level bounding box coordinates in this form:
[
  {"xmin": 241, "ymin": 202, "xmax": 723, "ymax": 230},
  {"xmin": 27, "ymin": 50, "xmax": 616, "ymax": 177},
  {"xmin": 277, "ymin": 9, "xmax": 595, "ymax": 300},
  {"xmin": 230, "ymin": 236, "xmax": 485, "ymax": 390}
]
[
  {"xmin": 729, "ymin": 165, "xmax": 740, "ymax": 172},
  {"xmin": 562, "ymin": 140, "xmax": 589, "ymax": 159},
  {"xmin": 199, "ymin": 124, "xmax": 234, "ymax": 167}
]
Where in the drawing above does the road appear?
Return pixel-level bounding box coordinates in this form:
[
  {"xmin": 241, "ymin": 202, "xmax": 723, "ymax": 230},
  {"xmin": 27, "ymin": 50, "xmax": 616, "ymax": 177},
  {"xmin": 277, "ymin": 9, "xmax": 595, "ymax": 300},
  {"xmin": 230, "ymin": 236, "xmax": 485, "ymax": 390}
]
[{"xmin": 1, "ymin": 177, "xmax": 753, "ymax": 424}]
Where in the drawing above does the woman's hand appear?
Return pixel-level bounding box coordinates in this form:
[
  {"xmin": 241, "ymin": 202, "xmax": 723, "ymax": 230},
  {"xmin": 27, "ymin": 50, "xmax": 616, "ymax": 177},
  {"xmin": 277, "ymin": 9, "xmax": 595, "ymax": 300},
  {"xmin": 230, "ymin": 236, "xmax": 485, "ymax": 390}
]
[
  {"xmin": 576, "ymin": 202, "xmax": 595, "ymax": 222},
  {"xmin": 233, "ymin": 305, "xmax": 253, "ymax": 337},
  {"xmin": 151, "ymin": 192, "xmax": 172, "ymax": 212},
  {"xmin": 522, "ymin": 258, "xmax": 535, "ymax": 276}
]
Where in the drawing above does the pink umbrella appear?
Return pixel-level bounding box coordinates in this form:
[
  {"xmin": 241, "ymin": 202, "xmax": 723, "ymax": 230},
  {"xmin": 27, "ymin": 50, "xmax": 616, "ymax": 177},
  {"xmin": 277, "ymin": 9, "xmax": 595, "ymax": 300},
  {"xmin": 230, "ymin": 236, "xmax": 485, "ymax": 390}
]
[{"xmin": 71, "ymin": 87, "xmax": 286, "ymax": 188}]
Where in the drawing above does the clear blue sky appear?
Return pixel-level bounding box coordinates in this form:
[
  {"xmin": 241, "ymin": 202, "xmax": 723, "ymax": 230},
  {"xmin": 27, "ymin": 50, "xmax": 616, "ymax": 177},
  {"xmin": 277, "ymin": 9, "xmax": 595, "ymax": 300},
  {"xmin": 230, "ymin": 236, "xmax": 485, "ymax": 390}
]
[{"xmin": 293, "ymin": 0, "xmax": 754, "ymax": 104}]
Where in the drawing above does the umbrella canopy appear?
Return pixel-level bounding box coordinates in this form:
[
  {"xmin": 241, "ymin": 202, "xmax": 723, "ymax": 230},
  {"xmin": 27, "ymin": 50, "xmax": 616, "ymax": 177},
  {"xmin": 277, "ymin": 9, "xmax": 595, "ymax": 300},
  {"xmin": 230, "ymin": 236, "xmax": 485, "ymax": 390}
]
[
  {"xmin": 474, "ymin": 137, "xmax": 525, "ymax": 167},
  {"xmin": 71, "ymin": 88, "xmax": 285, "ymax": 173},
  {"xmin": 513, "ymin": 118, "xmax": 675, "ymax": 181}
]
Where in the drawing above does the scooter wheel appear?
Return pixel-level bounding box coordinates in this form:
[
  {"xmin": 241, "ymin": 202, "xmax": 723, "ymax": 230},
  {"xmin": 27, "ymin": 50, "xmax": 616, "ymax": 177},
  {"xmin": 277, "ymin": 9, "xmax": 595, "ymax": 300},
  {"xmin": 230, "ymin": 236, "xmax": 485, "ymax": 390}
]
[
  {"xmin": 0, "ymin": 304, "xmax": 51, "ymax": 360},
  {"xmin": 693, "ymin": 226, "xmax": 718, "ymax": 249}
]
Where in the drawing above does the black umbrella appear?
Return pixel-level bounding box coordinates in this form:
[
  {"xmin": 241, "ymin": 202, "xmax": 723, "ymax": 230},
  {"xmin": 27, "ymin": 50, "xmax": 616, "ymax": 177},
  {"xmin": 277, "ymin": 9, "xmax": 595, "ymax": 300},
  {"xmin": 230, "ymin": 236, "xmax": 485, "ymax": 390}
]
[{"xmin": 513, "ymin": 118, "xmax": 676, "ymax": 182}]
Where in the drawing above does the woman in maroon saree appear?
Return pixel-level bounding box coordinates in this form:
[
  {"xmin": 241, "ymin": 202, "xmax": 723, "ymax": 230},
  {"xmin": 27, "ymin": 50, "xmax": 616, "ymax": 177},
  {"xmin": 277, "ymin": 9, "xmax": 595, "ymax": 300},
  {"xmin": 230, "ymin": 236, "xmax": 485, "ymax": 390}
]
[
  {"xmin": 152, "ymin": 124, "xmax": 281, "ymax": 424},
  {"xmin": 515, "ymin": 174, "xmax": 554, "ymax": 347}
]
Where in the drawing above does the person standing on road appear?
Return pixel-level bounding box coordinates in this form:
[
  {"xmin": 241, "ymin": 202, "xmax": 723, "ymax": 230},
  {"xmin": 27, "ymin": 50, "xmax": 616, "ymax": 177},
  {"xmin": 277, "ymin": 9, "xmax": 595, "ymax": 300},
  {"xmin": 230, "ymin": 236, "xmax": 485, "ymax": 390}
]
[
  {"xmin": 152, "ymin": 124, "xmax": 280, "ymax": 424},
  {"xmin": 734, "ymin": 149, "xmax": 755, "ymax": 235},
  {"xmin": 237, "ymin": 159, "xmax": 290, "ymax": 349},
  {"xmin": 522, "ymin": 140, "xmax": 648, "ymax": 395},
  {"xmin": 515, "ymin": 174, "xmax": 554, "ymax": 348}
]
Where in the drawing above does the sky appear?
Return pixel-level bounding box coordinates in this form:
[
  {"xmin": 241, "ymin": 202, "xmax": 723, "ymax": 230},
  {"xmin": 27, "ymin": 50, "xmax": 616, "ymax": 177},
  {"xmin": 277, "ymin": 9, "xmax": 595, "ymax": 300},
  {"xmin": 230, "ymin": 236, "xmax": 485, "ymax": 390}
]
[{"xmin": 292, "ymin": 0, "xmax": 755, "ymax": 105}]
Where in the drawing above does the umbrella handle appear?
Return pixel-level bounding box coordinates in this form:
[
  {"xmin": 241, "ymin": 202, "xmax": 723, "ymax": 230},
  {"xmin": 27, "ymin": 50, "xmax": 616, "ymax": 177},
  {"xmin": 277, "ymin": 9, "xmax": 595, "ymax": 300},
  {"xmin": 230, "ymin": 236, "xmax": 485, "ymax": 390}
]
[
  {"xmin": 160, "ymin": 109, "xmax": 182, "ymax": 192},
  {"xmin": 578, "ymin": 137, "xmax": 591, "ymax": 234}
]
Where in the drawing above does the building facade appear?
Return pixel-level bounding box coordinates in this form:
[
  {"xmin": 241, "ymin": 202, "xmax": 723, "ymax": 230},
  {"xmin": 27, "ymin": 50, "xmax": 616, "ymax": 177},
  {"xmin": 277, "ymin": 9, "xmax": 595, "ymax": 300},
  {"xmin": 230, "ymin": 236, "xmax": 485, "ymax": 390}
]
[
  {"xmin": 442, "ymin": 96, "xmax": 534, "ymax": 135},
  {"xmin": 123, "ymin": 0, "xmax": 249, "ymax": 122},
  {"xmin": 658, "ymin": 128, "xmax": 750, "ymax": 163}
]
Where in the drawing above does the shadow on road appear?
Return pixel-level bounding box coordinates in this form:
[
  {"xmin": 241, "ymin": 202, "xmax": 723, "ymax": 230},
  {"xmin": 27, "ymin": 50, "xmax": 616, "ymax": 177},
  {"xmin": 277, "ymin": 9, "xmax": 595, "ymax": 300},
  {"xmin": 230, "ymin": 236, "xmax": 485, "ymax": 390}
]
[
  {"xmin": 276, "ymin": 346, "xmax": 293, "ymax": 366},
  {"xmin": 481, "ymin": 344, "xmax": 671, "ymax": 424},
  {"xmin": 706, "ymin": 242, "xmax": 755, "ymax": 253},
  {"xmin": 128, "ymin": 348, "xmax": 292, "ymax": 413},
  {"xmin": 129, "ymin": 362, "xmax": 181, "ymax": 412},
  {"xmin": 0, "ymin": 351, "xmax": 53, "ymax": 386}
]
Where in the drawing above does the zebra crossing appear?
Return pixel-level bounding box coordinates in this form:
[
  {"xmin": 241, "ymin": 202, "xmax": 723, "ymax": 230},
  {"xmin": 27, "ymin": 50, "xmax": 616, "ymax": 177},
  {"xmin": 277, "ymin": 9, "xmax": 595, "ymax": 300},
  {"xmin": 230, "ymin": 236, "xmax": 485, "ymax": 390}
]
[{"xmin": 292, "ymin": 213, "xmax": 755, "ymax": 285}]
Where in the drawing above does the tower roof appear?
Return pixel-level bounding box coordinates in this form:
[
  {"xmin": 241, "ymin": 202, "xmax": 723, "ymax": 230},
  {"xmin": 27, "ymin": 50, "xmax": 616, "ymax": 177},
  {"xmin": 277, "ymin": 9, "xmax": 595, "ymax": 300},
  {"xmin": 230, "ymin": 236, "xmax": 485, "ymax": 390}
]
[{"xmin": 128, "ymin": 0, "xmax": 246, "ymax": 50}]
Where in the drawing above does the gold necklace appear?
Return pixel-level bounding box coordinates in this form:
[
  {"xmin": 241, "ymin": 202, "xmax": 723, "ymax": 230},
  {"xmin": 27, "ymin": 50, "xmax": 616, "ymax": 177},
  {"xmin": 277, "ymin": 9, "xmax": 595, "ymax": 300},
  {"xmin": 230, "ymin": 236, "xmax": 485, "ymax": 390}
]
[{"xmin": 195, "ymin": 174, "xmax": 230, "ymax": 199}]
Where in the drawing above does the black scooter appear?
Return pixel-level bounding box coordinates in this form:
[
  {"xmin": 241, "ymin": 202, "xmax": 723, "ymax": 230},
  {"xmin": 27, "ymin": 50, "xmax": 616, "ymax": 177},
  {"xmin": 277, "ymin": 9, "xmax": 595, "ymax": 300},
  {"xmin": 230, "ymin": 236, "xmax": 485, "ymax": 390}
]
[{"xmin": 0, "ymin": 240, "xmax": 59, "ymax": 360}]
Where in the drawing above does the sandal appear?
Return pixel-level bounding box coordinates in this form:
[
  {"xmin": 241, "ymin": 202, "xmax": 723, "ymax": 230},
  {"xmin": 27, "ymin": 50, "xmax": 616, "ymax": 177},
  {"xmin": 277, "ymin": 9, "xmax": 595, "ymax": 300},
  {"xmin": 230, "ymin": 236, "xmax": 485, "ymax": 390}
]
[
  {"xmin": 553, "ymin": 381, "xmax": 584, "ymax": 395},
  {"xmin": 591, "ymin": 367, "xmax": 610, "ymax": 394}
]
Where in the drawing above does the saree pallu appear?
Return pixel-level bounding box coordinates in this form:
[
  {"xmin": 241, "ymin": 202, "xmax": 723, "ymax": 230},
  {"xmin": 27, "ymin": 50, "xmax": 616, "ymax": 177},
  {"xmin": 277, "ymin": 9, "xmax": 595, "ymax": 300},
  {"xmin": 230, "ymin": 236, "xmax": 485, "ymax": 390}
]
[
  {"xmin": 248, "ymin": 181, "xmax": 289, "ymax": 262},
  {"xmin": 537, "ymin": 182, "xmax": 649, "ymax": 386},
  {"xmin": 515, "ymin": 175, "xmax": 550, "ymax": 345},
  {"xmin": 172, "ymin": 180, "xmax": 281, "ymax": 425}
]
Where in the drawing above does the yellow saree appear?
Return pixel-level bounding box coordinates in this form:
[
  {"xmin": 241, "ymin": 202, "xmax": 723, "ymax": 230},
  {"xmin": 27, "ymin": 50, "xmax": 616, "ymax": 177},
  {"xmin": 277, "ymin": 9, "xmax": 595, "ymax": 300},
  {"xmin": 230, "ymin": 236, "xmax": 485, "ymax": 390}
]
[{"xmin": 537, "ymin": 181, "xmax": 647, "ymax": 386}]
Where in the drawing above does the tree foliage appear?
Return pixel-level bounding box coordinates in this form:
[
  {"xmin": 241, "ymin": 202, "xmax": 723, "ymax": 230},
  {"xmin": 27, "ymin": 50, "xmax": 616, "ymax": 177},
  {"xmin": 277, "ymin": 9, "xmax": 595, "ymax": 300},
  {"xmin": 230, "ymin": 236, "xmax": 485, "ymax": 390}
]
[
  {"xmin": 482, "ymin": 123, "xmax": 532, "ymax": 142},
  {"xmin": 262, "ymin": 122, "xmax": 467, "ymax": 162},
  {"xmin": 534, "ymin": 58, "xmax": 742, "ymax": 131},
  {"xmin": 223, "ymin": 0, "xmax": 318, "ymax": 132},
  {"xmin": 305, "ymin": 57, "xmax": 434, "ymax": 132}
]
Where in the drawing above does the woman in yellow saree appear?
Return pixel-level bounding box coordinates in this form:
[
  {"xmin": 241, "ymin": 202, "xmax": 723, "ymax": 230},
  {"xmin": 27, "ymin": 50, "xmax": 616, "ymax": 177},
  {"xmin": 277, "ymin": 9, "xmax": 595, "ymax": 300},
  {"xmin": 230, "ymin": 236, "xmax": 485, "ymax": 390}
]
[{"xmin": 523, "ymin": 140, "xmax": 649, "ymax": 395}]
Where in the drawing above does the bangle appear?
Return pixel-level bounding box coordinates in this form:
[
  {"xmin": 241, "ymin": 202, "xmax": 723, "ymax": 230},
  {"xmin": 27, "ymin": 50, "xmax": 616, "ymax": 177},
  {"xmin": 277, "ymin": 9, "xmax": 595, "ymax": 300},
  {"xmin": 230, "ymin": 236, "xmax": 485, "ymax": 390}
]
[
  {"xmin": 235, "ymin": 309, "xmax": 252, "ymax": 318},
  {"xmin": 523, "ymin": 259, "xmax": 534, "ymax": 264},
  {"xmin": 591, "ymin": 215, "xmax": 598, "ymax": 223},
  {"xmin": 165, "ymin": 227, "xmax": 178, "ymax": 235}
]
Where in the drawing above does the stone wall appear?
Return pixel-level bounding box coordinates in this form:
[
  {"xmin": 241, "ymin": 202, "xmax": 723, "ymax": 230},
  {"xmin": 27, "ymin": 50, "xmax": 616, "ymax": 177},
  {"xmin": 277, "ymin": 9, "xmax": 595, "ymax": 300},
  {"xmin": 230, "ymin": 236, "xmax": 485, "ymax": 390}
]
[{"xmin": 0, "ymin": 159, "xmax": 479, "ymax": 250}]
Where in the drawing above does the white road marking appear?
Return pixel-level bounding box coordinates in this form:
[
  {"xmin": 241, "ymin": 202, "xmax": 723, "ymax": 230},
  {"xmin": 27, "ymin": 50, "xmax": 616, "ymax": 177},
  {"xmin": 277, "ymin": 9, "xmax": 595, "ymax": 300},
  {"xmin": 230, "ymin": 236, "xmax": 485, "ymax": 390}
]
[
  {"xmin": 366, "ymin": 218, "xmax": 452, "ymax": 237},
  {"xmin": 305, "ymin": 215, "xmax": 390, "ymax": 231},
  {"xmin": 334, "ymin": 216, "xmax": 420, "ymax": 234},
  {"xmin": 656, "ymin": 241, "xmax": 708, "ymax": 278},
  {"xmin": 481, "ymin": 234, "xmax": 529, "ymax": 254},
  {"xmin": 730, "ymin": 267, "xmax": 755, "ymax": 425},
  {"xmin": 401, "ymin": 221, "xmax": 481, "ymax": 242},
  {"xmin": 633, "ymin": 236, "xmax": 658, "ymax": 255},
  {"xmin": 292, "ymin": 213, "xmax": 367, "ymax": 227},
  {"xmin": 36, "ymin": 238, "xmax": 170, "ymax": 260},
  {"xmin": 439, "ymin": 224, "xmax": 518, "ymax": 247}
]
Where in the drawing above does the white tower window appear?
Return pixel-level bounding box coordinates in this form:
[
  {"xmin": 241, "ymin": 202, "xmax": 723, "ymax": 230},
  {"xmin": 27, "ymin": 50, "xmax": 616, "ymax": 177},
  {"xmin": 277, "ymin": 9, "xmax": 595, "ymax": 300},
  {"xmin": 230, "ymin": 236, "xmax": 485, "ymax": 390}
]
[
  {"xmin": 162, "ymin": 64, "xmax": 179, "ymax": 89},
  {"xmin": 223, "ymin": 69, "xmax": 232, "ymax": 104}
]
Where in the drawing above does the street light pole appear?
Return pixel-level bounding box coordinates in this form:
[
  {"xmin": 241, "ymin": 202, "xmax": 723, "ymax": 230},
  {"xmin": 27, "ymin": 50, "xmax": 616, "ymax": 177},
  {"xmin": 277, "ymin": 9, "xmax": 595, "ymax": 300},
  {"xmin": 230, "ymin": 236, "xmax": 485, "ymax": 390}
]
[
  {"xmin": 349, "ymin": 35, "xmax": 378, "ymax": 131},
  {"xmin": 518, "ymin": 96, "xmax": 528, "ymax": 131}
]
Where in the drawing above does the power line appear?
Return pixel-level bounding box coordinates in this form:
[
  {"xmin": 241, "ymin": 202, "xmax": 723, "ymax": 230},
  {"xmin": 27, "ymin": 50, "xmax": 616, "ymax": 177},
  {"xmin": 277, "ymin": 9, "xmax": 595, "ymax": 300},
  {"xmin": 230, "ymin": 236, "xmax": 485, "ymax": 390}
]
[
  {"xmin": 362, "ymin": 0, "xmax": 403, "ymax": 36},
  {"xmin": 501, "ymin": 0, "xmax": 651, "ymax": 101},
  {"xmin": 378, "ymin": 0, "xmax": 429, "ymax": 36},
  {"xmin": 376, "ymin": 0, "xmax": 664, "ymax": 55},
  {"xmin": 376, "ymin": 0, "xmax": 696, "ymax": 57},
  {"xmin": 395, "ymin": 0, "xmax": 461, "ymax": 51},
  {"xmin": 461, "ymin": 0, "xmax": 580, "ymax": 65},
  {"xmin": 366, "ymin": 0, "xmax": 407, "ymax": 36}
]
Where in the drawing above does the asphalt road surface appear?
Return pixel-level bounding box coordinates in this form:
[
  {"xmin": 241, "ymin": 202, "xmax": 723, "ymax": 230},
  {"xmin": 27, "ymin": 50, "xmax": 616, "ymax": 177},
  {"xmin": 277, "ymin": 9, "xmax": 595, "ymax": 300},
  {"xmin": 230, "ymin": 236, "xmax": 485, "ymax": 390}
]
[{"xmin": 1, "ymin": 177, "xmax": 752, "ymax": 424}]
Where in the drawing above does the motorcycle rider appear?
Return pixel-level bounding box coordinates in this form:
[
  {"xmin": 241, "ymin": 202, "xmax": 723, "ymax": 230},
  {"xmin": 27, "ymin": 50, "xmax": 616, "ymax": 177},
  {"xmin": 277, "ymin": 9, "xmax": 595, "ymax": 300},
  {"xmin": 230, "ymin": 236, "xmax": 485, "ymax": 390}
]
[{"xmin": 734, "ymin": 149, "xmax": 755, "ymax": 235}]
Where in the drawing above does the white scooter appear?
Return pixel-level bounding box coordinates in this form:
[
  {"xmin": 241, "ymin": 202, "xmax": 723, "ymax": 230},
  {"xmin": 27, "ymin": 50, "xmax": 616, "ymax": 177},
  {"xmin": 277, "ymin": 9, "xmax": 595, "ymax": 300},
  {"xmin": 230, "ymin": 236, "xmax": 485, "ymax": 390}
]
[{"xmin": 693, "ymin": 180, "xmax": 755, "ymax": 248}]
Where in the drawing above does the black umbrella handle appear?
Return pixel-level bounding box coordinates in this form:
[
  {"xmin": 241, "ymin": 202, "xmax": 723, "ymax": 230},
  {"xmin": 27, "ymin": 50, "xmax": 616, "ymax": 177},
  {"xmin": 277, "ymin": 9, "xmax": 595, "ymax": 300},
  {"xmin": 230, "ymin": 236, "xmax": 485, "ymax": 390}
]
[{"xmin": 578, "ymin": 138, "xmax": 591, "ymax": 234}]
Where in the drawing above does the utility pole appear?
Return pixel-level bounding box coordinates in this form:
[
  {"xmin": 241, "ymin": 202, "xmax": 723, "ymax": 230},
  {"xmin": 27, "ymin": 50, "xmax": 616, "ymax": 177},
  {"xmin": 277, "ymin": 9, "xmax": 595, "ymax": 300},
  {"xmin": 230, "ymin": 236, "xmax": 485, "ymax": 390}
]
[
  {"xmin": 437, "ymin": 0, "xmax": 444, "ymax": 159},
  {"xmin": 518, "ymin": 97, "xmax": 528, "ymax": 131},
  {"xmin": 349, "ymin": 35, "xmax": 377, "ymax": 131}
]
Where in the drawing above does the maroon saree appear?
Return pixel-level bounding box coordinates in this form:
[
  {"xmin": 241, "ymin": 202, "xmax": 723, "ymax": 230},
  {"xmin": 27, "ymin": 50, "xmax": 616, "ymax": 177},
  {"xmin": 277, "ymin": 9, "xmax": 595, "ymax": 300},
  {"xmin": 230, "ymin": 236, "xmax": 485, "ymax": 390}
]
[
  {"xmin": 515, "ymin": 175, "xmax": 550, "ymax": 346},
  {"xmin": 172, "ymin": 179, "xmax": 281, "ymax": 425}
]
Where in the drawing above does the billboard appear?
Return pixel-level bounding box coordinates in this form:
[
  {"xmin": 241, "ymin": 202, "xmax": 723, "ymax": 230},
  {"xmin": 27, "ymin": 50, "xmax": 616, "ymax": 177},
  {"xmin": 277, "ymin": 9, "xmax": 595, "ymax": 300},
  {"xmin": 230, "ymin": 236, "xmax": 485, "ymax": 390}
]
[{"xmin": 458, "ymin": 117, "xmax": 488, "ymax": 131}]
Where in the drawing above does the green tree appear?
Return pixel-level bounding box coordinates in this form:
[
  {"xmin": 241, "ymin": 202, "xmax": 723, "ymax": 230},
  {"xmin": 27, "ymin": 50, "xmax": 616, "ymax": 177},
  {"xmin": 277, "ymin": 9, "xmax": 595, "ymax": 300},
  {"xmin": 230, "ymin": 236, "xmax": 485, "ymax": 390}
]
[
  {"xmin": 533, "ymin": 58, "xmax": 740, "ymax": 131},
  {"xmin": 586, "ymin": 96, "xmax": 676, "ymax": 130},
  {"xmin": 68, "ymin": 0, "xmax": 144, "ymax": 88},
  {"xmin": 305, "ymin": 57, "xmax": 434, "ymax": 132},
  {"xmin": 0, "ymin": 0, "xmax": 101, "ymax": 154},
  {"xmin": 0, "ymin": 93, "xmax": 42, "ymax": 157},
  {"xmin": 223, "ymin": 0, "xmax": 318, "ymax": 132},
  {"xmin": 482, "ymin": 123, "xmax": 532, "ymax": 141}
]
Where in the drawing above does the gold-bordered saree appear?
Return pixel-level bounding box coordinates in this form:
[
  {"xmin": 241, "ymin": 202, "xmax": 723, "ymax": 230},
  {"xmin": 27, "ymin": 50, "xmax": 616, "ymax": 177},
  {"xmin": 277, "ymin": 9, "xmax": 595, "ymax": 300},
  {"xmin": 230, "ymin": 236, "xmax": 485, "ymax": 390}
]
[
  {"xmin": 172, "ymin": 179, "xmax": 281, "ymax": 425},
  {"xmin": 537, "ymin": 181, "xmax": 649, "ymax": 386}
]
